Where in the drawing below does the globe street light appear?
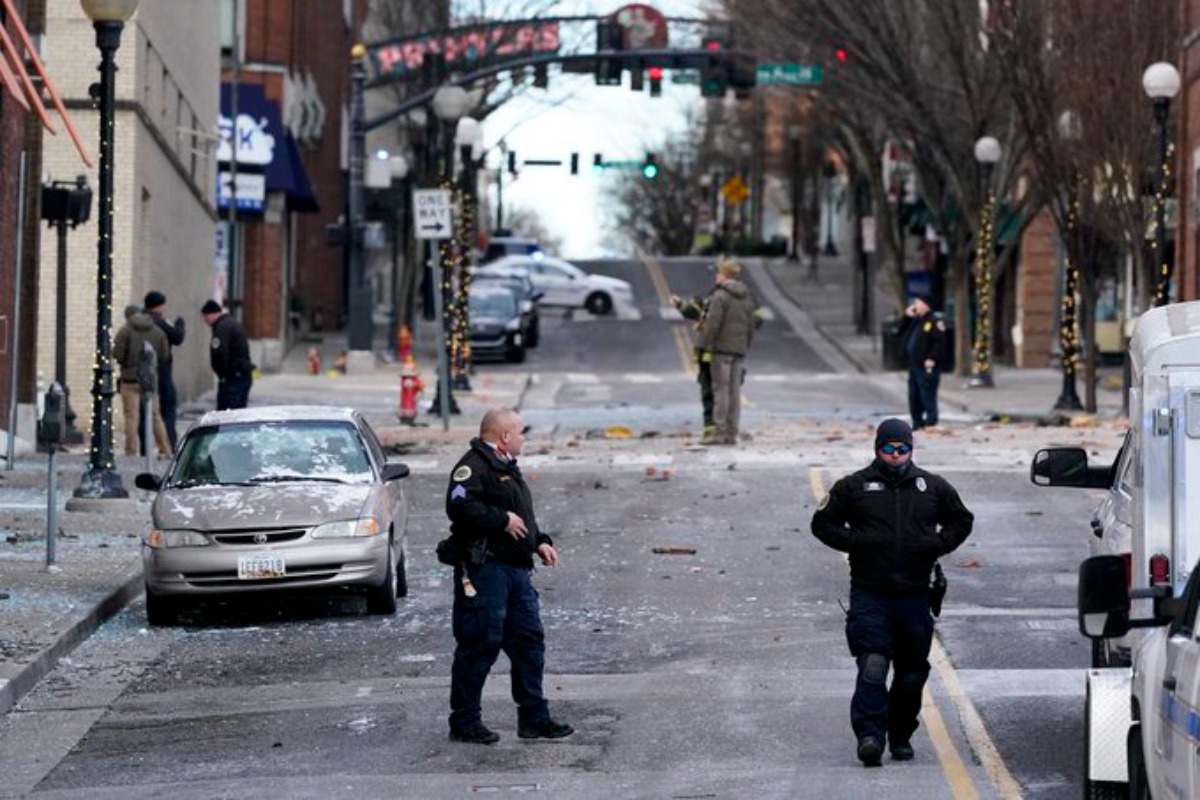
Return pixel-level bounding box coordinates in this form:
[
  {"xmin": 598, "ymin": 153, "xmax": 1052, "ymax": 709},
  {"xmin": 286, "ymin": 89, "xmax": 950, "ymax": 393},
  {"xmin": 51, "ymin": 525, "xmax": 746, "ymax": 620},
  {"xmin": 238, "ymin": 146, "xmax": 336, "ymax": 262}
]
[
  {"xmin": 426, "ymin": 85, "xmax": 473, "ymax": 422},
  {"xmin": 969, "ymin": 135, "xmax": 1001, "ymax": 389},
  {"xmin": 1142, "ymin": 61, "xmax": 1180, "ymax": 307},
  {"xmin": 72, "ymin": 0, "xmax": 139, "ymax": 505}
]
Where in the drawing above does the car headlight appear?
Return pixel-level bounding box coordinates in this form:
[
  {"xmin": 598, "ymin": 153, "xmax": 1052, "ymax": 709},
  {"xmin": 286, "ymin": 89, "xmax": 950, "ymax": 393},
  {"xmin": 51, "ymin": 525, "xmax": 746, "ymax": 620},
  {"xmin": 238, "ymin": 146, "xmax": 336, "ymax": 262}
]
[
  {"xmin": 144, "ymin": 529, "xmax": 211, "ymax": 548},
  {"xmin": 505, "ymin": 318, "xmax": 522, "ymax": 331},
  {"xmin": 311, "ymin": 518, "xmax": 381, "ymax": 538}
]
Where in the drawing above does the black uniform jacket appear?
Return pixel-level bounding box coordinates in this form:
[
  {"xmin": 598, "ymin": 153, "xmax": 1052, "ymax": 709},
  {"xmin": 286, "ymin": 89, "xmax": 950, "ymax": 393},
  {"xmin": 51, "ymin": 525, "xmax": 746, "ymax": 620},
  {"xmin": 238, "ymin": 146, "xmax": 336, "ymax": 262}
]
[
  {"xmin": 446, "ymin": 438, "xmax": 553, "ymax": 568},
  {"xmin": 811, "ymin": 460, "xmax": 974, "ymax": 593},
  {"xmin": 209, "ymin": 314, "xmax": 252, "ymax": 380},
  {"xmin": 903, "ymin": 311, "xmax": 947, "ymax": 369}
]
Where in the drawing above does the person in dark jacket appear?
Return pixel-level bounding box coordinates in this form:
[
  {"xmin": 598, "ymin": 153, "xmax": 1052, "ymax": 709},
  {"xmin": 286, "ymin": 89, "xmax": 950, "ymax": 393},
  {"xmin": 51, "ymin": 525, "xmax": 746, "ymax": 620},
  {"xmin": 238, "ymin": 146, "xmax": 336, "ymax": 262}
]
[
  {"xmin": 902, "ymin": 294, "xmax": 947, "ymax": 430},
  {"xmin": 670, "ymin": 286, "xmax": 717, "ymax": 437},
  {"xmin": 444, "ymin": 407, "xmax": 573, "ymax": 745},
  {"xmin": 697, "ymin": 259, "xmax": 758, "ymax": 446},
  {"xmin": 144, "ymin": 290, "xmax": 185, "ymax": 449},
  {"xmin": 811, "ymin": 418, "xmax": 974, "ymax": 767},
  {"xmin": 201, "ymin": 299, "xmax": 252, "ymax": 410}
]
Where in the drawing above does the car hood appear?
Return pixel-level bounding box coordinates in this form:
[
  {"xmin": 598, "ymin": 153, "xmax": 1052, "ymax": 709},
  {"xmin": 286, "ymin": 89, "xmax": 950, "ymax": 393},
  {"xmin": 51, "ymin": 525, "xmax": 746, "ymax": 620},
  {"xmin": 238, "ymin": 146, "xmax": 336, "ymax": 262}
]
[
  {"xmin": 587, "ymin": 274, "xmax": 631, "ymax": 291},
  {"xmin": 153, "ymin": 483, "xmax": 372, "ymax": 531},
  {"xmin": 471, "ymin": 312, "xmax": 511, "ymax": 329}
]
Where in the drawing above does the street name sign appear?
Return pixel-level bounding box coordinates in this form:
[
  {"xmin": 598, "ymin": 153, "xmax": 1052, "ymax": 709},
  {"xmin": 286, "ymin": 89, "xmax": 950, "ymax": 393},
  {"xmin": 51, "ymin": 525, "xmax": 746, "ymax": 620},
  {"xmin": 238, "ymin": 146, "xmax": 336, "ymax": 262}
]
[
  {"xmin": 412, "ymin": 189, "xmax": 453, "ymax": 240},
  {"xmin": 755, "ymin": 63, "xmax": 823, "ymax": 86}
]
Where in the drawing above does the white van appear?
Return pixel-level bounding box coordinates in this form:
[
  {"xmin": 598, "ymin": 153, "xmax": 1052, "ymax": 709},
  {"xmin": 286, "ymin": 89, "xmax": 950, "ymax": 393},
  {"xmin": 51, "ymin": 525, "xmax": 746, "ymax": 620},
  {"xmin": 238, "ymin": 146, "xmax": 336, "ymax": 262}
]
[{"xmin": 1032, "ymin": 300, "xmax": 1200, "ymax": 797}]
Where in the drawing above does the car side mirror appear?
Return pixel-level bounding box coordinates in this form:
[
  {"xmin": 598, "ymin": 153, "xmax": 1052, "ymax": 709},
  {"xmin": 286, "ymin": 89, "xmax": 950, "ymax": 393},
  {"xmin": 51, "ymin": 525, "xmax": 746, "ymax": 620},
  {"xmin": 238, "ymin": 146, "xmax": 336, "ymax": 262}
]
[
  {"xmin": 134, "ymin": 473, "xmax": 162, "ymax": 492},
  {"xmin": 1078, "ymin": 555, "xmax": 1131, "ymax": 639},
  {"xmin": 533, "ymin": 292, "xmax": 544, "ymax": 301},
  {"xmin": 1030, "ymin": 447, "xmax": 1112, "ymax": 489},
  {"xmin": 382, "ymin": 462, "xmax": 410, "ymax": 481}
]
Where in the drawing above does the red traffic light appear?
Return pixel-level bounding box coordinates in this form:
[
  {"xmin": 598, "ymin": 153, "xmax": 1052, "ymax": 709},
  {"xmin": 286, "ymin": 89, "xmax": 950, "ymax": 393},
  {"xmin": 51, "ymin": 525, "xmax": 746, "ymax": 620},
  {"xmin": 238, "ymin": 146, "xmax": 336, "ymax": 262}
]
[
  {"xmin": 835, "ymin": 47, "xmax": 848, "ymax": 63},
  {"xmin": 704, "ymin": 38, "xmax": 723, "ymax": 51},
  {"xmin": 648, "ymin": 66, "xmax": 663, "ymax": 80}
]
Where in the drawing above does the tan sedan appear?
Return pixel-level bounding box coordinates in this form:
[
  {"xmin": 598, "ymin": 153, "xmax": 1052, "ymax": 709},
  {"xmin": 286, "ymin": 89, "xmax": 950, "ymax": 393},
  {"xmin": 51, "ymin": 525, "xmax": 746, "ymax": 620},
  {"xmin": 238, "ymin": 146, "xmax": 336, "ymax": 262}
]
[{"xmin": 135, "ymin": 406, "xmax": 409, "ymax": 625}]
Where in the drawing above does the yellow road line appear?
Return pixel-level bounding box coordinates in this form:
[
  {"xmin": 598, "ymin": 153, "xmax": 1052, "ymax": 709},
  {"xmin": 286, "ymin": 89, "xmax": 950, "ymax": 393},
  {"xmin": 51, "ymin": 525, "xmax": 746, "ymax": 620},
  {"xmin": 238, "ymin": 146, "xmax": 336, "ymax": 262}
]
[
  {"xmin": 808, "ymin": 467, "xmax": 1015, "ymax": 800},
  {"xmin": 642, "ymin": 255, "xmax": 698, "ymax": 375}
]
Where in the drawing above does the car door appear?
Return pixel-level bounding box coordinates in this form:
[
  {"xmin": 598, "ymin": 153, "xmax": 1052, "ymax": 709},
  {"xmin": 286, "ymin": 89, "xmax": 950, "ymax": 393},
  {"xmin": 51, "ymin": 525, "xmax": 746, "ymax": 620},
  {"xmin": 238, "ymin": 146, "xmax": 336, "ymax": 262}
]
[
  {"xmin": 532, "ymin": 260, "xmax": 583, "ymax": 306},
  {"xmin": 1153, "ymin": 564, "xmax": 1200, "ymax": 797}
]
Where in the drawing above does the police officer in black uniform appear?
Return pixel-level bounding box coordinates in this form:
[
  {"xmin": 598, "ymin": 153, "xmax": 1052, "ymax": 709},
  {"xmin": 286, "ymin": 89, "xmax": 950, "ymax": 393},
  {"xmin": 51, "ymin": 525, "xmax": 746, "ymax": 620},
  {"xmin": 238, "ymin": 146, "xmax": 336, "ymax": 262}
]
[
  {"xmin": 811, "ymin": 418, "xmax": 973, "ymax": 766},
  {"xmin": 444, "ymin": 407, "xmax": 573, "ymax": 745},
  {"xmin": 902, "ymin": 294, "xmax": 947, "ymax": 429},
  {"xmin": 201, "ymin": 299, "xmax": 253, "ymax": 410}
]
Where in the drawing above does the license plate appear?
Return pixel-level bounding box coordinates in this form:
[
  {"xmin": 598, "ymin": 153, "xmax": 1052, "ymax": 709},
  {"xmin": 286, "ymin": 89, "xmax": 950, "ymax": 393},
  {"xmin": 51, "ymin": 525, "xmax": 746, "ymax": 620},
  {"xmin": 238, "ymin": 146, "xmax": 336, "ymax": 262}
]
[{"xmin": 237, "ymin": 554, "xmax": 286, "ymax": 580}]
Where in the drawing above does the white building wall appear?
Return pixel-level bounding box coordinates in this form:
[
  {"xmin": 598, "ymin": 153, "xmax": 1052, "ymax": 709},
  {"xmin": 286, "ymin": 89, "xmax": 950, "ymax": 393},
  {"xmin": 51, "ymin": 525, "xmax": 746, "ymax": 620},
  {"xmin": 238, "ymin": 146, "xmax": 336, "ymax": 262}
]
[{"xmin": 38, "ymin": 1, "xmax": 220, "ymax": 445}]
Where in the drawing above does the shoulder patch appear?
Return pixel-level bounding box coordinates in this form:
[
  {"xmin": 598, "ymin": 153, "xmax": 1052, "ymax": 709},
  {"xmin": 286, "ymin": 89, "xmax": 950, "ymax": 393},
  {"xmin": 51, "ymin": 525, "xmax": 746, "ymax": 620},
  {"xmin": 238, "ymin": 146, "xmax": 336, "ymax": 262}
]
[
  {"xmin": 452, "ymin": 465, "xmax": 472, "ymax": 482},
  {"xmin": 935, "ymin": 320, "xmax": 946, "ymax": 331}
]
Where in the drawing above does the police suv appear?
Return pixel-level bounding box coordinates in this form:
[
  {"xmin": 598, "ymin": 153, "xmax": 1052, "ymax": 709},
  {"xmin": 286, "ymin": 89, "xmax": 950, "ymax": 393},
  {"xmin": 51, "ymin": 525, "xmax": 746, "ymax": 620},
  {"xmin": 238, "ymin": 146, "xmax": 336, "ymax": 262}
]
[{"xmin": 1031, "ymin": 301, "xmax": 1200, "ymax": 798}]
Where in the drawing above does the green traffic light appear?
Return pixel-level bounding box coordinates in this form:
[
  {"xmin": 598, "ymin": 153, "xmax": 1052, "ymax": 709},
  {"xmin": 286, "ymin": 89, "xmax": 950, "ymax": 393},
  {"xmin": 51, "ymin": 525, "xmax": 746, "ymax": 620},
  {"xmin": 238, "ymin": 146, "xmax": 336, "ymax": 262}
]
[{"xmin": 642, "ymin": 163, "xmax": 659, "ymax": 180}]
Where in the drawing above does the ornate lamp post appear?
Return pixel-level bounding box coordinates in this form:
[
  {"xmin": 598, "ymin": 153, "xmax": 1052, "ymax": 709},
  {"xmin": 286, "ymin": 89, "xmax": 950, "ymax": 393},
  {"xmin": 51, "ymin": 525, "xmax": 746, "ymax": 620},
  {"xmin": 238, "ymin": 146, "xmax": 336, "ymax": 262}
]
[
  {"xmin": 1142, "ymin": 62, "xmax": 1180, "ymax": 307},
  {"xmin": 1054, "ymin": 111, "xmax": 1084, "ymax": 411},
  {"xmin": 72, "ymin": 0, "xmax": 139, "ymax": 504},
  {"xmin": 426, "ymin": 85, "xmax": 473, "ymax": 420},
  {"xmin": 386, "ymin": 153, "xmax": 409, "ymax": 356},
  {"xmin": 968, "ymin": 135, "xmax": 1001, "ymax": 389},
  {"xmin": 451, "ymin": 117, "xmax": 482, "ymax": 391}
]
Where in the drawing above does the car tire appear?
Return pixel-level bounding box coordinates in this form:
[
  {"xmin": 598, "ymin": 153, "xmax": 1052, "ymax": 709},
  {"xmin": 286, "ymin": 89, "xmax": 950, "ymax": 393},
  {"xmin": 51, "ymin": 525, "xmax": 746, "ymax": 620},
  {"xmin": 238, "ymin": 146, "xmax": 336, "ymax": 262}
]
[
  {"xmin": 585, "ymin": 291, "xmax": 613, "ymax": 316},
  {"xmin": 145, "ymin": 584, "xmax": 176, "ymax": 627},
  {"xmin": 366, "ymin": 538, "xmax": 398, "ymax": 615},
  {"xmin": 527, "ymin": 319, "xmax": 540, "ymax": 348},
  {"xmin": 507, "ymin": 342, "xmax": 527, "ymax": 363},
  {"xmin": 1127, "ymin": 724, "xmax": 1149, "ymax": 800},
  {"xmin": 396, "ymin": 545, "xmax": 408, "ymax": 599}
]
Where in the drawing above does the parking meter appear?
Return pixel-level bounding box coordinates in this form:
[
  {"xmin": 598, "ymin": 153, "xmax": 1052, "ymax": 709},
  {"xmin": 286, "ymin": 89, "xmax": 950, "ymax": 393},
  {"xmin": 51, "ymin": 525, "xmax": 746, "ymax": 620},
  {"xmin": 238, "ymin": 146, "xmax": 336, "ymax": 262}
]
[{"xmin": 39, "ymin": 382, "xmax": 66, "ymax": 446}]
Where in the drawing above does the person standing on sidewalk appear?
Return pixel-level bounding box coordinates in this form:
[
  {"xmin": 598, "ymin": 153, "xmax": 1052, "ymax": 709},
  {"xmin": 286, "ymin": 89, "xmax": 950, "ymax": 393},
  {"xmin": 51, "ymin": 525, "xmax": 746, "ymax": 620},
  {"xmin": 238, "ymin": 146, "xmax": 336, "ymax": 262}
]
[
  {"xmin": 113, "ymin": 304, "xmax": 171, "ymax": 457},
  {"xmin": 697, "ymin": 260, "xmax": 758, "ymax": 446},
  {"xmin": 902, "ymin": 294, "xmax": 947, "ymax": 430},
  {"xmin": 143, "ymin": 290, "xmax": 185, "ymax": 450},
  {"xmin": 201, "ymin": 299, "xmax": 253, "ymax": 410},
  {"xmin": 811, "ymin": 418, "xmax": 974, "ymax": 767},
  {"xmin": 443, "ymin": 407, "xmax": 573, "ymax": 745}
]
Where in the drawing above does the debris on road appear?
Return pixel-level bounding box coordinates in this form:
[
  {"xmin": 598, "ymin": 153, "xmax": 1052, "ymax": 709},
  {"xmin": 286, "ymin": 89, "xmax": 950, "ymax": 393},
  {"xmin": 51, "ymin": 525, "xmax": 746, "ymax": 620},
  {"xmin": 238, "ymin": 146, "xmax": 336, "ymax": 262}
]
[{"xmin": 652, "ymin": 546, "xmax": 697, "ymax": 555}]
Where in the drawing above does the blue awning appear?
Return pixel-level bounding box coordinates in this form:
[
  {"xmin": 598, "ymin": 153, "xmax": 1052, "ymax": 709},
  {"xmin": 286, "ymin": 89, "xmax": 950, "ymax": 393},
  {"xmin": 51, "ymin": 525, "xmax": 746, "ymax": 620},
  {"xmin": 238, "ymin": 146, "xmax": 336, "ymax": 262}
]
[{"xmin": 219, "ymin": 83, "xmax": 318, "ymax": 214}]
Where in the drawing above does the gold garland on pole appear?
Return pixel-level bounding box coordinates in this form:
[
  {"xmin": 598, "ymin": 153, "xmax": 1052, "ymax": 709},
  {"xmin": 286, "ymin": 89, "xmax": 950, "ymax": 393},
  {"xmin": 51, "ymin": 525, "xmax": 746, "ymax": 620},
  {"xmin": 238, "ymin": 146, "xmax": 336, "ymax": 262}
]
[
  {"xmin": 970, "ymin": 185, "xmax": 997, "ymax": 383},
  {"xmin": 1060, "ymin": 174, "xmax": 1080, "ymax": 376},
  {"xmin": 1151, "ymin": 141, "xmax": 1175, "ymax": 307}
]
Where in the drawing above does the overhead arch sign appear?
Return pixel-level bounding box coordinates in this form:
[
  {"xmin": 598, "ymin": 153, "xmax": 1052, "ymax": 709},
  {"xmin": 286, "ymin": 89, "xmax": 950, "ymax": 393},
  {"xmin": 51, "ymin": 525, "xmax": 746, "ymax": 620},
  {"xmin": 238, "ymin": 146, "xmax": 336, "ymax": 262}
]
[{"xmin": 368, "ymin": 22, "xmax": 560, "ymax": 84}]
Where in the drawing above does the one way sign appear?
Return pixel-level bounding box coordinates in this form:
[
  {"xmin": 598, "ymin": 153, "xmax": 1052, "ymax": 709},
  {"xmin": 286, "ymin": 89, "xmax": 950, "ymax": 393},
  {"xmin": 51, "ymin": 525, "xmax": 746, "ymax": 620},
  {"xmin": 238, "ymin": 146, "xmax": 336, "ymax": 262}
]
[{"xmin": 412, "ymin": 189, "xmax": 453, "ymax": 240}]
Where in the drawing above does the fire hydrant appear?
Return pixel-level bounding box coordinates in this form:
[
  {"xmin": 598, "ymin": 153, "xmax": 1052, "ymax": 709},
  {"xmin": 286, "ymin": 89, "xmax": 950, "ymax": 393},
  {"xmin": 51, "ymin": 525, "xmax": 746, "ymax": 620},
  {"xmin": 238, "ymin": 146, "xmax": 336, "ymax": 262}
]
[
  {"xmin": 399, "ymin": 357, "xmax": 424, "ymax": 425},
  {"xmin": 396, "ymin": 324, "xmax": 413, "ymax": 363},
  {"xmin": 307, "ymin": 347, "xmax": 321, "ymax": 375}
]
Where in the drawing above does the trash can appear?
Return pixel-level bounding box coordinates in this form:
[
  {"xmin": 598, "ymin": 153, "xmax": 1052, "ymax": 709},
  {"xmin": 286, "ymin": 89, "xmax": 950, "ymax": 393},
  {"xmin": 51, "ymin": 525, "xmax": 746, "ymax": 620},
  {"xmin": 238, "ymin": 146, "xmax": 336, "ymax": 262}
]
[{"xmin": 881, "ymin": 317, "xmax": 906, "ymax": 371}]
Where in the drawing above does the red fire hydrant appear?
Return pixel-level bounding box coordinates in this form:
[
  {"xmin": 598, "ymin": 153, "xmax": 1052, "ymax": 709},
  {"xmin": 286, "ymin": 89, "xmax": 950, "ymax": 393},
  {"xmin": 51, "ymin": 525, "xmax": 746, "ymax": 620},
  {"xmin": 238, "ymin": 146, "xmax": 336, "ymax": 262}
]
[
  {"xmin": 399, "ymin": 357, "xmax": 424, "ymax": 425},
  {"xmin": 308, "ymin": 347, "xmax": 321, "ymax": 375}
]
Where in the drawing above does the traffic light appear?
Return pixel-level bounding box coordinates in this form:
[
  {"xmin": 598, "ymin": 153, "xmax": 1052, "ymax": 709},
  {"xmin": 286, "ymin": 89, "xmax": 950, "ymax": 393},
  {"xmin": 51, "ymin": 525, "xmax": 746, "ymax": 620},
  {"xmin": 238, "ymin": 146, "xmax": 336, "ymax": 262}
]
[
  {"xmin": 642, "ymin": 152, "xmax": 659, "ymax": 181},
  {"xmin": 570, "ymin": 153, "xmax": 579, "ymax": 175},
  {"xmin": 595, "ymin": 21, "xmax": 624, "ymax": 86},
  {"xmin": 648, "ymin": 66, "xmax": 663, "ymax": 98},
  {"xmin": 533, "ymin": 63, "xmax": 549, "ymax": 89},
  {"xmin": 507, "ymin": 151, "xmax": 518, "ymax": 174},
  {"xmin": 593, "ymin": 153, "xmax": 605, "ymax": 174},
  {"xmin": 630, "ymin": 67, "xmax": 644, "ymax": 92},
  {"xmin": 700, "ymin": 36, "xmax": 728, "ymax": 98}
]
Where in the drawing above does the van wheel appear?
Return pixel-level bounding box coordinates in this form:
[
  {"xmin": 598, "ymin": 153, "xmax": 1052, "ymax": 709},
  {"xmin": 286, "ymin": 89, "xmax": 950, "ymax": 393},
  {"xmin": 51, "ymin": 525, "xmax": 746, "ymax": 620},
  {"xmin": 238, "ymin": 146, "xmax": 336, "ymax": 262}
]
[
  {"xmin": 366, "ymin": 538, "xmax": 398, "ymax": 615},
  {"xmin": 1127, "ymin": 724, "xmax": 1149, "ymax": 800},
  {"xmin": 585, "ymin": 292, "xmax": 613, "ymax": 315},
  {"xmin": 395, "ymin": 546, "xmax": 408, "ymax": 599}
]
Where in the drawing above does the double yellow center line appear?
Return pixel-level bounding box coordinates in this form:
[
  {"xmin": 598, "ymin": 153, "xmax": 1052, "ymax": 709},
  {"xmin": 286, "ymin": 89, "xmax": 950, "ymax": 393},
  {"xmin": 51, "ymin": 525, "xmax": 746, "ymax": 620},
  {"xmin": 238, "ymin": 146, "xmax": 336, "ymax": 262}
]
[{"xmin": 642, "ymin": 254, "xmax": 700, "ymax": 375}]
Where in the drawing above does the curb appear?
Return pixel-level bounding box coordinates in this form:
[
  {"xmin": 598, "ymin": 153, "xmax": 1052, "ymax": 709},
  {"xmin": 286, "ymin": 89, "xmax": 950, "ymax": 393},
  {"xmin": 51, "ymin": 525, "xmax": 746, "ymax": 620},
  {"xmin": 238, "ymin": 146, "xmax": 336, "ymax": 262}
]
[{"xmin": 0, "ymin": 570, "xmax": 143, "ymax": 716}]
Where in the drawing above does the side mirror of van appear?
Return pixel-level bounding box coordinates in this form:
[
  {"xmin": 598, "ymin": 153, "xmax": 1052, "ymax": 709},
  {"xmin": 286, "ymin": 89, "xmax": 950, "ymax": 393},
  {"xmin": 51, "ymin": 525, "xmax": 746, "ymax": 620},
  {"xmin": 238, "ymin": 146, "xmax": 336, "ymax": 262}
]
[
  {"xmin": 1078, "ymin": 555, "xmax": 1131, "ymax": 639},
  {"xmin": 1030, "ymin": 447, "xmax": 1113, "ymax": 489}
]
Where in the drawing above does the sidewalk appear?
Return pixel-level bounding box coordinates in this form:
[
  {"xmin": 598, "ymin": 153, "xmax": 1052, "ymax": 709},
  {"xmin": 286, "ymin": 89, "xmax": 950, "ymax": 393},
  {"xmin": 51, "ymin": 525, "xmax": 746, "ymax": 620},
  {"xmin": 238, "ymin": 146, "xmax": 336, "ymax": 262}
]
[{"xmin": 1, "ymin": 251, "xmax": 1125, "ymax": 721}]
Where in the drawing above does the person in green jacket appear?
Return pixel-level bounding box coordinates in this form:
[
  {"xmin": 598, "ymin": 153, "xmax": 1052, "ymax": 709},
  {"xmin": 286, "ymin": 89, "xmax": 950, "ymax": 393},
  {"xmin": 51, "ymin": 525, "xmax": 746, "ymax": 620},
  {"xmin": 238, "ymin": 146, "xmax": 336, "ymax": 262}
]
[{"xmin": 697, "ymin": 260, "xmax": 758, "ymax": 445}]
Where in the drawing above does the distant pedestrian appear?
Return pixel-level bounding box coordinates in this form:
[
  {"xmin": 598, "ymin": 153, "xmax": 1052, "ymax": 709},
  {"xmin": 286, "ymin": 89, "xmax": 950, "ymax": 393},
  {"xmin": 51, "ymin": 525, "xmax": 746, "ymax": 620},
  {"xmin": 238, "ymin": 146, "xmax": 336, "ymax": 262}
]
[
  {"xmin": 697, "ymin": 259, "xmax": 758, "ymax": 446},
  {"xmin": 670, "ymin": 286, "xmax": 717, "ymax": 438},
  {"xmin": 811, "ymin": 418, "xmax": 974, "ymax": 767},
  {"xmin": 143, "ymin": 290, "xmax": 185, "ymax": 450},
  {"xmin": 113, "ymin": 303, "xmax": 171, "ymax": 457},
  {"xmin": 201, "ymin": 299, "xmax": 253, "ymax": 410},
  {"xmin": 902, "ymin": 294, "xmax": 947, "ymax": 430},
  {"xmin": 443, "ymin": 407, "xmax": 573, "ymax": 745}
]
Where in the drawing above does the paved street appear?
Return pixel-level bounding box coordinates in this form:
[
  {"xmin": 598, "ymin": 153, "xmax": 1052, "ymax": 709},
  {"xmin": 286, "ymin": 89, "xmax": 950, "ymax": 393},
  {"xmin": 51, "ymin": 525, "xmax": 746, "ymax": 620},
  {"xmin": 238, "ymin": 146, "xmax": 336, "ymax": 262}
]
[{"xmin": 0, "ymin": 255, "xmax": 1126, "ymax": 798}]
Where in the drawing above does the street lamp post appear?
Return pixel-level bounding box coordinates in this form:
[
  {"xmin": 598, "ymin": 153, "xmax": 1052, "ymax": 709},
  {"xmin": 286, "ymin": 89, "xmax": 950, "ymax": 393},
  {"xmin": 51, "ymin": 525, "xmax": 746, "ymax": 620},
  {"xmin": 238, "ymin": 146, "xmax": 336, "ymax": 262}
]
[
  {"xmin": 72, "ymin": 0, "xmax": 139, "ymax": 504},
  {"xmin": 425, "ymin": 85, "xmax": 473, "ymax": 422},
  {"xmin": 451, "ymin": 117, "xmax": 482, "ymax": 392},
  {"xmin": 1053, "ymin": 111, "xmax": 1084, "ymax": 411},
  {"xmin": 969, "ymin": 135, "xmax": 1001, "ymax": 389},
  {"xmin": 387, "ymin": 154, "xmax": 409, "ymax": 357},
  {"xmin": 789, "ymin": 126, "xmax": 802, "ymax": 262},
  {"xmin": 1142, "ymin": 62, "xmax": 1181, "ymax": 307},
  {"xmin": 346, "ymin": 44, "xmax": 373, "ymax": 353}
]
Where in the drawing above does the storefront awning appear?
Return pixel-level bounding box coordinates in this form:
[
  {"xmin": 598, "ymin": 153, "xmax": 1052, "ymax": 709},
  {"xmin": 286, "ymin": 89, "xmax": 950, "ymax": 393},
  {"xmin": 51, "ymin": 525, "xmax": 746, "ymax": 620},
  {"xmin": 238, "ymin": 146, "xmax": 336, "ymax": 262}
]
[{"xmin": 218, "ymin": 83, "xmax": 318, "ymax": 214}]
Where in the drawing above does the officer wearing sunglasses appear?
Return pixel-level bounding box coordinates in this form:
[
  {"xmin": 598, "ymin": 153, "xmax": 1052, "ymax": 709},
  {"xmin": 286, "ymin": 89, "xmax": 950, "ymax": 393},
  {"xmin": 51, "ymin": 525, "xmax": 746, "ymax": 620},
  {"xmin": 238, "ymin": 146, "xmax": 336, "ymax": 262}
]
[{"xmin": 810, "ymin": 418, "xmax": 974, "ymax": 768}]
